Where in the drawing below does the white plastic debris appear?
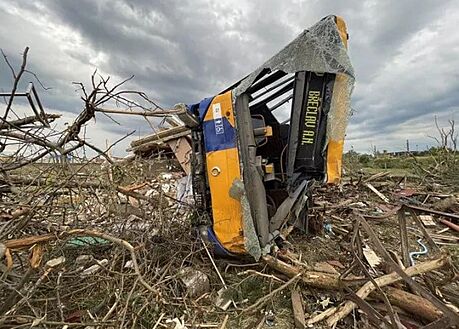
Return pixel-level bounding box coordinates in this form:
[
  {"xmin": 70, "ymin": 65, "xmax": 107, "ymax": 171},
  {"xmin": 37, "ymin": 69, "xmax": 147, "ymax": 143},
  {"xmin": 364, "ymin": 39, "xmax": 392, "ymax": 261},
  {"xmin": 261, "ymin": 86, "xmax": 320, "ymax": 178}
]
[
  {"xmin": 124, "ymin": 260, "xmax": 134, "ymax": 269},
  {"xmin": 176, "ymin": 175, "xmax": 194, "ymax": 205},
  {"xmin": 117, "ymin": 192, "xmax": 128, "ymax": 204},
  {"xmin": 45, "ymin": 256, "xmax": 66, "ymax": 268},
  {"xmin": 319, "ymin": 297, "xmax": 332, "ymax": 309},
  {"xmin": 265, "ymin": 310, "xmax": 275, "ymax": 326},
  {"xmin": 215, "ymin": 287, "xmax": 232, "ymax": 310},
  {"xmin": 349, "ymin": 202, "xmax": 367, "ymax": 208},
  {"xmin": 75, "ymin": 255, "xmax": 93, "ymax": 265},
  {"xmin": 165, "ymin": 316, "xmax": 188, "ymax": 329},
  {"xmin": 81, "ymin": 259, "xmax": 108, "ymax": 276},
  {"xmin": 45, "ymin": 256, "xmax": 65, "ymax": 267}
]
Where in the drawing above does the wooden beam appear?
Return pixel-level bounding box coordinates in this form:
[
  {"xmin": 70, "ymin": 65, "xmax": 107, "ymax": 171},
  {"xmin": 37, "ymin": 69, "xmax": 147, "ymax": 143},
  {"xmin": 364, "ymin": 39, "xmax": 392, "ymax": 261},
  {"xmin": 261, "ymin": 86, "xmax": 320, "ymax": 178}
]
[
  {"xmin": 398, "ymin": 209, "xmax": 411, "ymax": 267},
  {"xmin": 404, "ymin": 203, "xmax": 459, "ymax": 223},
  {"xmin": 291, "ymin": 289, "xmax": 306, "ymax": 329},
  {"xmin": 130, "ymin": 125, "xmax": 189, "ymax": 148}
]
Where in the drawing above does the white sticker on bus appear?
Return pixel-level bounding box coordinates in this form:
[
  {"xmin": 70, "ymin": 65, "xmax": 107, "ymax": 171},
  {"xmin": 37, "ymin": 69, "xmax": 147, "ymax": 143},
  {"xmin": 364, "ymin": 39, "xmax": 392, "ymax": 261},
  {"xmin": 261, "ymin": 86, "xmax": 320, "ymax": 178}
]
[{"xmin": 212, "ymin": 103, "xmax": 224, "ymax": 135}]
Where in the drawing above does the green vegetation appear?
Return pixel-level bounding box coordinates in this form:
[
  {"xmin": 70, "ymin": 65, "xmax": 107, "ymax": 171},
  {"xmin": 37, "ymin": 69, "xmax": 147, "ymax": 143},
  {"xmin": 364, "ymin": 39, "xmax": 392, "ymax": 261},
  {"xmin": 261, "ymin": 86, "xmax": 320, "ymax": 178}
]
[{"xmin": 343, "ymin": 148, "xmax": 459, "ymax": 186}]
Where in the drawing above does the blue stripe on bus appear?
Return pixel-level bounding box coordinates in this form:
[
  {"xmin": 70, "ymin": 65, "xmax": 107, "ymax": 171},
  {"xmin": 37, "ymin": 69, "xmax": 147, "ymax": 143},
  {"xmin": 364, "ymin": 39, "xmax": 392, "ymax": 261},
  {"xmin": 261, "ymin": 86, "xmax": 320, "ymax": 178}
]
[{"xmin": 203, "ymin": 117, "xmax": 236, "ymax": 152}]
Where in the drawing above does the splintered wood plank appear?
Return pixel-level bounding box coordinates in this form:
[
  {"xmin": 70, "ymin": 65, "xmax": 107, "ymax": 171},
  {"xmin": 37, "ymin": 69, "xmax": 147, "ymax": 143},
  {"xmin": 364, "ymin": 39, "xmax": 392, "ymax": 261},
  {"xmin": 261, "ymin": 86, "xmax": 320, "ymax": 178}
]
[
  {"xmin": 130, "ymin": 125, "xmax": 189, "ymax": 148},
  {"xmin": 398, "ymin": 210, "xmax": 411, "ymax": 267},
  {"xmin": 365, "ymin": 182, "xmax": 389, "ymax": 203},
  {"xmin": 291, "ymin": 289, "xmax": 306, "ymax": 329}
]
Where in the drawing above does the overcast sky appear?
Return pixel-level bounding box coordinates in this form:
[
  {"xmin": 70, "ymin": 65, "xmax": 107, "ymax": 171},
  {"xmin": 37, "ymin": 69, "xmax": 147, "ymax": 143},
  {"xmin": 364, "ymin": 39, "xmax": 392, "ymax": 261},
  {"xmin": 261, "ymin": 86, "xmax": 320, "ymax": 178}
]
[{"xmin": 1, "ymin": 0, "xmax": 458, "ymax": 155}]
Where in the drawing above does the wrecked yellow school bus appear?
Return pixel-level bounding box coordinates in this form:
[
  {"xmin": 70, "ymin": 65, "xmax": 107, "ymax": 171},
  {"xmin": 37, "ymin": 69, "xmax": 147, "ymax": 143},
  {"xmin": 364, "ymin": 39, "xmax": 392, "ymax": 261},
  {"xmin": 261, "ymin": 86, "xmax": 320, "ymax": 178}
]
[{"xmin": 179, "ymin": 15, "xmax": 355, "ymax": 259}]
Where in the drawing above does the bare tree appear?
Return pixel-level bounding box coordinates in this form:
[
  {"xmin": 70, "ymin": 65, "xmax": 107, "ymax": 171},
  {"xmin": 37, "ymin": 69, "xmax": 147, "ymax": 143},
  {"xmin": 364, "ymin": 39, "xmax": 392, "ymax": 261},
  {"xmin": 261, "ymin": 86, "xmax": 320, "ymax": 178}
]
[
  {"xmin": 0, "ymin": 47, "xmax": 183, "ymax": 172},
  {"xmin": 428, "ymin": 116, "xmax": 458, "ymax": 152},
  {"xmin": 414, "ymin": 115, "xmax": 459, "ymax": 183}
]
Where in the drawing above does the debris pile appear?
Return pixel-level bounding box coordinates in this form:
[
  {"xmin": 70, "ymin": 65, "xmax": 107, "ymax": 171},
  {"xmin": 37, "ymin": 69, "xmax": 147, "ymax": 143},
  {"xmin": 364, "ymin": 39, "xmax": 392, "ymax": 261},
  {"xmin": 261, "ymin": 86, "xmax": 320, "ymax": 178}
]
[
  {"xmin": 1, "ymin": 157, "xmax": 458, "ymax": 328},
  {"xmin": 128, "ymin": 118, "xmax": 192, "ymax": 175}
]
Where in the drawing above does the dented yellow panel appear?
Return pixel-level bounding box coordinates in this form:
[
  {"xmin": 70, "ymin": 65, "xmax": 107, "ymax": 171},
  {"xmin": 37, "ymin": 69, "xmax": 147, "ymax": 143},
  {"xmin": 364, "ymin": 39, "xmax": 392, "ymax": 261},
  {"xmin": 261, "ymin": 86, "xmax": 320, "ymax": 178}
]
[{"xmin": 205, "ymin": 93, "xmax": 245, "ymax": 253}]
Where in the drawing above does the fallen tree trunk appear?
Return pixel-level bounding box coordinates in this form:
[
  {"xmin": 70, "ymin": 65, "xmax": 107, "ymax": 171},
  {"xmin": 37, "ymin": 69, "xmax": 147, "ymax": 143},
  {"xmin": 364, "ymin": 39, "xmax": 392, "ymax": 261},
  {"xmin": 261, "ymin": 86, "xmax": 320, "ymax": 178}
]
[
  {"xmin": 324, "ymin": 256, "xmax": 448, "ymax": 326},
  {"xmin": 263, "ymin": 255, "xmax": 449, "ymax": 326},
  {"xmin": 262, "ymin": 255, "xmax": 363, "ymax": 290},
  {"xmin": 372, "ymin": 287, "xmax": 443, "ymax": 322}
]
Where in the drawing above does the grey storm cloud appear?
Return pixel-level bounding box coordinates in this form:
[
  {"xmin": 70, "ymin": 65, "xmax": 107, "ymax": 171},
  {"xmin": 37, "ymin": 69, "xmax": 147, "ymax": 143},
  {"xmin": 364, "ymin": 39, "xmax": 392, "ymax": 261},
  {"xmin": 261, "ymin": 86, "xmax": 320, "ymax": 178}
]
[{"xmin": 1, "ymin": 0, "xmax": 458, "ymax": 155}]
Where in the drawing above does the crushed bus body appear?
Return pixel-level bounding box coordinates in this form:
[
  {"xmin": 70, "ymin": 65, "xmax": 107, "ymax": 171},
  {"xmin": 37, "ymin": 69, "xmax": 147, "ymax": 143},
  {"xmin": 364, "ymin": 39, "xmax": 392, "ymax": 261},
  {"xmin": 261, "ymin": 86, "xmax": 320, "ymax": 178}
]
[{"xmin": 178, "ymin": 15, "xmax": 355, "ymax": 259}]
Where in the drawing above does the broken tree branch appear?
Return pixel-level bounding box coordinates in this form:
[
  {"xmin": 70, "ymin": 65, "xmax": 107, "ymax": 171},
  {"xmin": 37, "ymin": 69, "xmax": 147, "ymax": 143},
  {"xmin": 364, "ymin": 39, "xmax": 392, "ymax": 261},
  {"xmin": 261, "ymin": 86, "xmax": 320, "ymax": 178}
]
[
  {"xmin": 398, "ymin": 210, "xmax": 411, "ymax": 267},
  {"xmin": 407, "ymin": 207, "xmax": 440, "ymax": 252},
  {"xmin": 357, "ymin": 215, "xmax": 459, "ymax": 326},
  {"xmin": 95, "ymin": 107, "xmax": 184, "ymax": 117},
  {"xmin": 262, "ymin": 255, "xmax": 364, "ymax": 290},
  {"xmin": 241, "ymin": 272, "xmax": 302, "ymax": 314},
  {"xmin": 0, "ymin": 113, "xmax": 60, "ymax": 130},
  {"xmin": 2, "ymin": 47, "xmax": 29, "ymax": 121},
  {"xmin": 306, "ymin": 256, "xmax": 448, "ymax": 326}
]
